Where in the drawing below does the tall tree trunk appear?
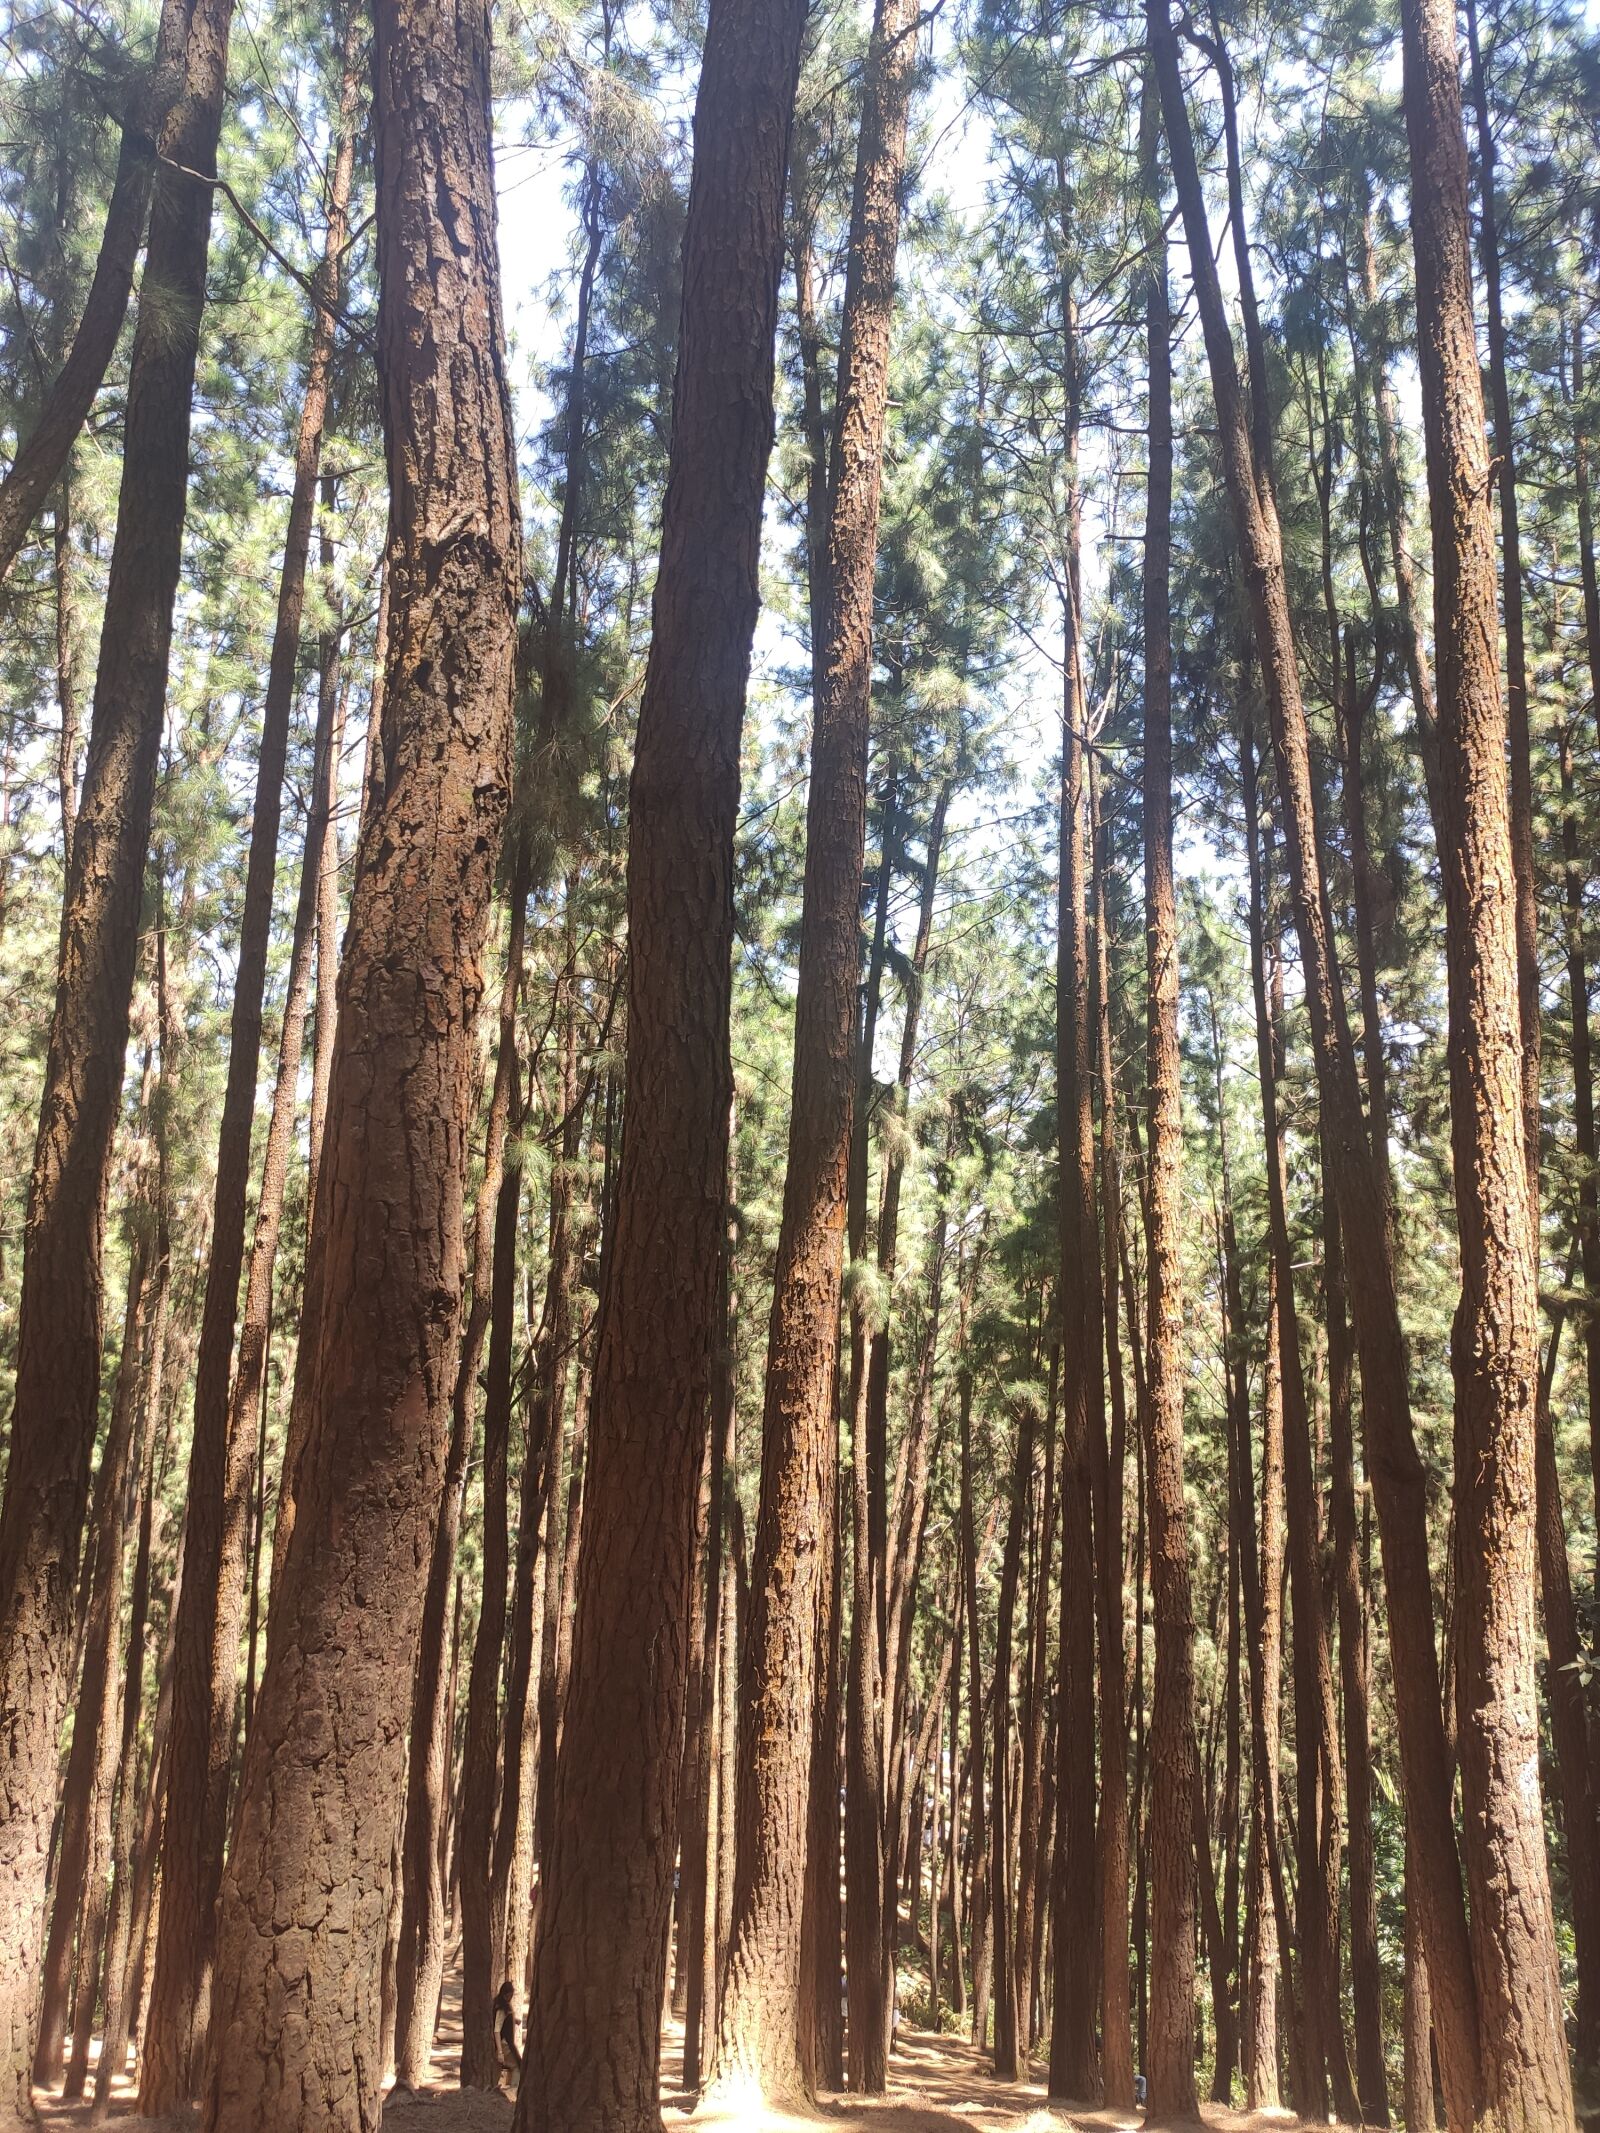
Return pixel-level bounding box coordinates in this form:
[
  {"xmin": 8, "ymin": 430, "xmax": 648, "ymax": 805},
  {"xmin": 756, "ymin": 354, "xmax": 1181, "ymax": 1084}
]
[
  {"xmin": 141, "ymin": 42, "xmax": 361, "ymax": 2099},
  {"xmin": 1221, "ymin": 921, "xmax": 1284, "ymax": 2112},
  {"xmin": 1153, "ymin": 17, "xmax": 1485, "ymax": 2116},
  {"xmin": 495, "ymin": 973, "xmax": 584, "ymax": 2007},
  {"xmin": 844, "ymin": 789, "xmax": 893, "ymax": 2095},
  {"xmin": 0, "ymin": 0, "xmax": 234, "ymax": 2106},
  {"xmin": 236, "ymin": 561, "xmax": 346, "ymax": 1621},
  {"xmin": 0, "ymin": 0, "xmax": 192, "ymax": 582},
  {"xmin": 93, "ymin": 969, "xmax": 176, "ymax": 2123},
  {"xmin": 1402, "ymin": 0, "xmax": 1573, "ymax": 2115},
  {"xmin": 32, "ymin": 1049, "xmax": 152, "ymax": 2090},
  {"xmin": 519, "ymin": 0, "xmax": 807, "ymax": 2115},
  {"xmin": 1090, "ymin": 761, "xmax": 1135, "ymax": 2106},
  {"xmin": 458, "ymin": 1140, "xmax": 524, "ymax": 2089},
  {"xmin": 202, "ymin": 0, "xmax": 522, "ymax": 2115},
  {"xmin": 1136, "ymin": 42, "xmax": 1197, "ymax": 2116},
  {"xmin": 1049, "ymin": 606, "xmax": 1101, "ymax": 2103},
  {"xmin": 710, "ymin": 0, "xmax": 916, "ymax": 2097},
  {"xmin": 1569, "ymin": 318, "xmax": 1600, "ymax": 1555},
  {"xmin": 33, "ymin": 1121, "xmax": 160, "ymax": 2094},
  {"xmin": 1325, "ymin": 1179, "xmax": 1389, "ymax": 2125},
  {"xmin": 1355, "ymin": 206, "xmax": 1443, "ymax": 814},
  {"xmin": 393, "ymin": 847, "xmax": 527, "ymax": 2088},
  {"xmin": 685, "ymin": 1164, "xmax": 738, "ymax": 2094},
  {"xmin": 990, "ymin": 1395, "xmax": 1033, "ymax": 2079},
  {"xmin": 54, "ymin": 495, "xmax": 80, "ymax": 866},
  {"xmin": 1014, "ymin": 1350, "xmax": 1058, "ymax": 2064}
]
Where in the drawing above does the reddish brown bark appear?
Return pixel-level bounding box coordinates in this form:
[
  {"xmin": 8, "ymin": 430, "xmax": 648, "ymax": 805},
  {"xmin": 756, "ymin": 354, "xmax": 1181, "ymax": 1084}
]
[
  {"xmin": 1153, "ymin": 16, "xmax": 1484, "ymax": 2117},
  {"xmin": 390, "ymin": 879, "xmax": 527, "ymax": 2097},
  {"xmin": 1570, "ymin": 321, "xmax": 1600, "ymax": 1554},
  {"xmin": 1136, "ymin": 64, "xmax": 1198, "ymax": 2110},
  {"xmin": 202, "ymin": 0, "xmax": 522, "ymax": 2115},
  {"xmin": 0, "ymin": 0, "xmax": 234, "ymax": 2107},
  {"xmin": 1049, "ymin": 618, "xmax": 1102, "ymax": 2105},
  {"xmin": 710, "ymin": 0, "xmax": 916, "ymax": 2095},
  {"xmin": 1089, "ymin": 765, "xmax": 1135, "ymax": 2107},
  {"xmin": 33, "ymin": 1112, "xmax": 160, "ymax": 2094},
  {"xmin": 140, "ymin": 39, "xmax": 361, "ymax": 2099},
  {"xmin": 1401, "ymin": 0, "xmax": 1573, "ymax": 2115},
  {"xmin": 518, "ymin": 0, "xmax": 806, "ymax": 2115}
]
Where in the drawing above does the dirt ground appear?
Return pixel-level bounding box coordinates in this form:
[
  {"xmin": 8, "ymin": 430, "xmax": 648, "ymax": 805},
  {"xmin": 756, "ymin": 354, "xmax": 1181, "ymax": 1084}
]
[{"xmin": 32, "ymin": 1963, "xmax": 1316, "ymax": 2133}]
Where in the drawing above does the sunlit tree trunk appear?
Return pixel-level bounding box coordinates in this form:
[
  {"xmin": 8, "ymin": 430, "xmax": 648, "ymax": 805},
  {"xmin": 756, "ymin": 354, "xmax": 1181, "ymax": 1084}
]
[
  {"xmin": 519, "ymin": 0, "xmax": 807, "ymax": 2113},
  {"xmin": 202, "ymin": 0, "xmax": 522, "ymax": 2114}
]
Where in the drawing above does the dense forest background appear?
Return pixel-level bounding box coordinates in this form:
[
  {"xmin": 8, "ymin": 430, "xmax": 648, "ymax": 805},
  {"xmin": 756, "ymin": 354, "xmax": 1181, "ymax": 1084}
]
[{"xmin": 0, "ymin": 0, "xmax": 1597, "ymax": 2124}]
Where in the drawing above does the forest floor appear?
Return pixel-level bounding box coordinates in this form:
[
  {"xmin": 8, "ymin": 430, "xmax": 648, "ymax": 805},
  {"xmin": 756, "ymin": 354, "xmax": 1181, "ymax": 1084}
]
[{"xmin": 32, "ymin": 1958, "xmax": 1318, "ymax": 2133}]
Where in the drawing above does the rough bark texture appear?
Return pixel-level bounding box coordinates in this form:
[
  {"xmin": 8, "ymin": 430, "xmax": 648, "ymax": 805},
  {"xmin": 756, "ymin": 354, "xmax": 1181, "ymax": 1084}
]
[
  {"xmin": 201, "ymin": 0, "xmax": 521, "ymax": 2119},
  {"xmin": 393, "ymin": 846, "xmax": 527, "ymax": 2092},
  {"xmin": 1571, "ymin": 322, "xmax": 1600, "ymax": 1563},
  {"xmin": 1091, "ymin": 845, "xmax": 1133, "ymax": 2106},
  {"xmin": 32, "ymin": 1188, "xmax": 156, "ymax": 2094},
  {"xmin": 517, "ymin": 0, "xmax": 806, "ymax": 2116},
  {"xmin": 1153, "ymin": 16, "xmax": 1485, "ymax": 2119},
  {"xmin": 1401, "ymin": 0, "xmax": 1574, "ymax": 2118},
  {"xmin": 0, "ymin": 0, "xmax": 233, "ymax": 2109},
  {"xmin": 710, "ymin": 0, "xmax": 916, "ymax": 2098},
  {"xmin": 1325, "ymin": 1185, "xmax": 1389, "ymax": 2127},
  {"xmin": 1136, "ymin": 76, "xmax": 1198, "ymax": 2113},
  {"xmin": 1049, "ymin": 619, "xmax": 1101, "ymax": 2106},
  {"xmin": 140, "ymin": 41, "xmax": 361, "ymax": 2100},
  {"xmin": 458, "ymin": 1116, "xmax": 526, "ymax": 2090}
]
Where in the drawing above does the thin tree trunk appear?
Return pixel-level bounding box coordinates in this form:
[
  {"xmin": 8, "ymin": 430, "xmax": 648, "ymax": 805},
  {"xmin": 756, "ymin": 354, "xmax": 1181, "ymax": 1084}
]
[
  {"xmin": 1136, "ymin": 42, "xmax": 1197, "ymax": 2116},
  {"xmin": 519, "ymin": 0, "xmax": 807, "ymax": 2115},
  {"xmin": 0, "ymin": 0, "xmax": 234, "ymax": 2105},
  {"xmin": 141, "ymin": 43, "xmax": 361, "ymax": 2099},
  {"xmin": 710, "ymin": 0, "xmax": 917, "ymax": 2096},
  {"xmin": 54, "ymin": 495, "xmax": 80, "ymax": 866},
  {"xmin": 990, "ymin": 1396, "xmax": 1033, "ymax": 2079},
  {"xmin": 202, "ymin": 0, "xmax": 522, "ymax": 2115},
  {"xmin": 1090, "ymin": 759, "xmax": 1135, "ymax": 2106},
  {"xmin": 1569, "ymin": 317, "xmax": 1600, "ymax": 1558},
  {"xmin": 685, "ymin": 1164, "xmax": 737, "ymax": 2094},
  {"xmin": 1325, "ymin": 1178, "xmax": 1389, "ymax": 2125},
  {"xmin": 0, "ymin": 0, "xmax": 192, "ymax": 582},
  {"xmin": 458, "ymin": 1139, "xmax": 524, "ymax": 2090},
  {"xmin": 1153, "ymin": 18, "xmax": 1484, "ymax": 2115},
  {"xmin": 844, "ymin": 789, "xmax": 894, "ymax": 2095},
  {"xmin": 393, "ymin": 835, "xmax": 528, "ymax": 2089},
  {"xmin": 1014, "ymin": 1349, "xmax": 1057, "ymax": 2064},
  {"xmin": 33, "ymin": 1101, "xmax": 159, "ymax": 2094}
]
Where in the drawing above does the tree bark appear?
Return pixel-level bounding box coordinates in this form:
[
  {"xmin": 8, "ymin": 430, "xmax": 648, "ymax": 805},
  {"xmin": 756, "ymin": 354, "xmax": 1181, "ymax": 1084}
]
[
  {"xmin": 518, "ymin": 0, "xmax": 806, "ymax": 2116},
  {"xmin": 392, "ymin": 848, "xmax": 527, "ymax": 2088},
  {"xmin": 202, "ymin": 0, "xmax": 522, "ymax": 2116},
  {"xmin": 710, "ymin": 0, "xmax": 916, "ymax": 2096},
  {"xmin": 1569, "ymin": 317, "xmax": 1600, "ymax": 1558},
  {"xmin": 0, "ymin": 0, "xmax": 234, "ymax": 2108},
  {"xmin": 458, "ymin": 1138, "xmax": 522, "ymax": 2089},
  {"xmin": 140, "ymin": 38, "xmax": 361, "ymax": 2099},
  {"xmin": 1153, "ymin": 17, "xmax": 1485, "ymax": 2117},
  {"xmin": 1401, "ymin": 0, "xmax": 1573, "ymax": 2115},
  {"xmin": 1135, "ymin": 43, "xmax": 1197, "ymax": 2116},
  {"xmin": 1090, "ymin": 759, "xmax": 1135, "ymax": 2107},
  {"xmin": 0, "ymin": 0, "xmax": 192, "ymax": 583},
  {"xmin": 33, "ymin": 1124, "xmax": 159, "ymax": 2094},
  {"xmin": 990, "ymin": 1395, "xmax": 1033, "ymax": 2079}
]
